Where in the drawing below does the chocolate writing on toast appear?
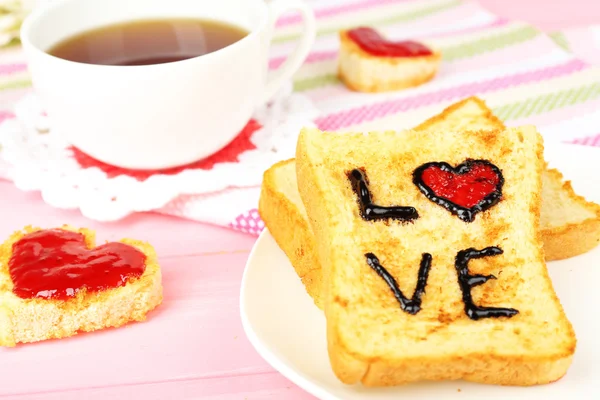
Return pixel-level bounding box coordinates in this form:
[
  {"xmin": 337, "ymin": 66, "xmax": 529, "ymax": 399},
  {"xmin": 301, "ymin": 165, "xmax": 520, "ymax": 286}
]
[{"xmin": 348, "ymin": 161, "xmax": 518, "ymax": 320}]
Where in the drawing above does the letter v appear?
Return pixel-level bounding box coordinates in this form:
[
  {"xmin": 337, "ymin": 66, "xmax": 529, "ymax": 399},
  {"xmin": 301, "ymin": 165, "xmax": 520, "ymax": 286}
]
[{"xmin": 365, "ymin": 253, "xmax": 432, "ymax": 315}]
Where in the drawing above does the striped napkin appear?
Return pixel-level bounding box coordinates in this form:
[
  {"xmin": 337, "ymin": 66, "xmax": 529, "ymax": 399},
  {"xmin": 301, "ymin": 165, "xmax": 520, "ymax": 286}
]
[{"xmin": 1, "ymin": 0, "xmax": 600, "ymax": 232}]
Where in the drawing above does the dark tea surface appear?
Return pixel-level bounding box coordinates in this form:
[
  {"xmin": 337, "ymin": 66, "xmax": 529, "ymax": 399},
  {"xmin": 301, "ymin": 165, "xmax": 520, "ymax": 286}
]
[{"xmin": 48, "ymin": 18, "xmax": 248, "ymax": 66}]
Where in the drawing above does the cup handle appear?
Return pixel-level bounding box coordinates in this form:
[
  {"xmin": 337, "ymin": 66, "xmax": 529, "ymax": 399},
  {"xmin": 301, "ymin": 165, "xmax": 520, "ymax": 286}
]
[{"xmin": 261, "ymin": 0, "xmax": 316, "ymax": 104}]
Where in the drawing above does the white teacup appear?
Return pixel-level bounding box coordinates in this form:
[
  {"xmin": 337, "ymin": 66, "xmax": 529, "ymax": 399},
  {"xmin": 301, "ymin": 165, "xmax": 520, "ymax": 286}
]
[{"xmin": 20, "ymin": 0, "xmax": 316, "ymax": 169}]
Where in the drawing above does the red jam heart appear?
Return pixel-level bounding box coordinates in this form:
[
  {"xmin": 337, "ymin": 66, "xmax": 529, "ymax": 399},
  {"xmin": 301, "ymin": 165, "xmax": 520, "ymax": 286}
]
[
  {"xmin": 347, "ymin": 27, "xmax": 433, "ymax": 57},
  {"xmin": 8, "ymin": 229, "xmax": 146, "ymax": 300},
  {"xmin": 413, "ymin": 160, "xmax": 504, "ymax": 222}
]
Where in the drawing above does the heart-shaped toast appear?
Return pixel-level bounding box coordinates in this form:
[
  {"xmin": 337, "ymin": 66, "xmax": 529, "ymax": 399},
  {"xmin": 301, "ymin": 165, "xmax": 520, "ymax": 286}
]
[
  {"xmin": 347, "ymin": 27, "xmax": 433, "ymax": 57},
  {"xmin": 413, "ymin": 159, "xmax": 504, "ymax": 222},
  {"xmin": 8, "ymin": 228, "xmax": 146, "ymax": 300}
]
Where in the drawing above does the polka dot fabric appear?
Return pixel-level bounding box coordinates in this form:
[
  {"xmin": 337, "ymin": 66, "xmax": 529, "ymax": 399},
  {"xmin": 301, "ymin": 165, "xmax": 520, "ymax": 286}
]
[{"xmin": 230, "ymin": 209, "xmax": 265, "ymax": 236}]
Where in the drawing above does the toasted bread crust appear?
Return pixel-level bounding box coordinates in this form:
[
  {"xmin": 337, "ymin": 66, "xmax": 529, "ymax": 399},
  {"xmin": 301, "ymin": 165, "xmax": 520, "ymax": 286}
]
[
  {"xmin": 338, "ymin": 67, "xmax": 439, "ymax": 93},
  {"xmin": 0, "ymin": 225, "xmax": 162, "ymax": 346},
  {"xmin": 541, "ymin": 168, "xmax": 600, "ymax": 260},
  {"xmin": 259, "ymin": 160, "xmax": 323, "ymax": 309},
  {"xmin": 337, "ymin": 31, "xmax": 441, "ymax": 93},
  {"xmin": 296, "ymin": 127, "xmax": 576, "ymax": 386},
  {"xmin": 415, "ymin": 96, "xmax": 505, "ymax": 131}
]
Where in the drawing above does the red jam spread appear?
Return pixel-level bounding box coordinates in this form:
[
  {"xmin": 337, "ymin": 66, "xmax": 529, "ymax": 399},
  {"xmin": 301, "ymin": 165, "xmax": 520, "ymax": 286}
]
[
  {"xmin": 346, "ymin": 27, "xmax": 433, "ymax": 57},
  {"xmin": 413, "ymin": 160, "xmax": 503, "ymax": 223},
  {"xmin": 8, "ymin": 229, "xmax": 146, "ymax": 300},
  {"xmin": 419, "ymin": 161, "xmax": 501, "ymax": 208}
]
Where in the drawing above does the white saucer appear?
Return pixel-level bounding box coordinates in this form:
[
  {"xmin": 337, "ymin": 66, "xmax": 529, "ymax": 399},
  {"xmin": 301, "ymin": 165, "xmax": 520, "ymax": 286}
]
[{"xmin": 240, "ymin": 142, "xmax": 600, "ymax": 399}]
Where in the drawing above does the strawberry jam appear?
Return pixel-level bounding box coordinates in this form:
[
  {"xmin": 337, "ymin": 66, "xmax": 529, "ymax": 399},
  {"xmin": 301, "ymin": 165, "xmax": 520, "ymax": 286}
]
[
  {"xmin": 8, "ymin": 229, "xmax": 146, "ymax": 300},
  {"xmin": 347, "ymin": 27, "xmax": 433, "ymax": 57},
  {"xmin": 420, "ymin": 162, "xmax": 501, "ymax": 208},
  {"xmin": 413, "ymin": 160, "xmax": 504, "ymax": 223}
]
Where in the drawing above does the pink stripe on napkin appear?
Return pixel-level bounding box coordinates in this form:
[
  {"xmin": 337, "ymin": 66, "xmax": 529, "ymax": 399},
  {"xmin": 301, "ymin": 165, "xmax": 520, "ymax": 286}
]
[
  {"xmin": 269, "ymin": 17, "xmax": 509, "ymax": 70},
  {"xmin": 276, "ymin": 0, "xmax": 418, "ymax": 27},
  {"xmin": 446, "ymin": 34, "xmax": 562, "ymax": 72},
  {"xmin": 507, "ymin": 98, "xmax": 600, "ymax": 131},
  {"xmin": 0, "ymin": 63, "xmax": 27, "ymax": 75},
  {"xmin": 571, "ymin": 133, "xmax": 600, "ymax": 147},
  {"xmin": 0, "ymin": 110, "xmax": 15, "ymax": 123},
  {"xmin": 314, "ymin": 59, "xmax": 587, "ymax": 130}
]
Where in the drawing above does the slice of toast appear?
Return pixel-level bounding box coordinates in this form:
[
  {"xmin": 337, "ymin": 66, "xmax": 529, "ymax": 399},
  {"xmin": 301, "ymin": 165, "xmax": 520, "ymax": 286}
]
[
  {"xmin": 258, "ymin": 97, "xmax": 600, "ymax": 309},
  {"xmin": 338, "ymin": 29, "xmax": 441, "ymax": 93},
  {"xmin": 541, "ymin": 168, "xmax": 600, "ymax": 260},
  {"xmin": 295, "ymin": 126, "xmax": 575, "ymax": 386},
  {"xmin": 259, "ymin": 160, "xmax": 325, "ymax": 308},
  {"xmin": 0, "ymin": 225, "xmax": 162, "ymax": 346}
]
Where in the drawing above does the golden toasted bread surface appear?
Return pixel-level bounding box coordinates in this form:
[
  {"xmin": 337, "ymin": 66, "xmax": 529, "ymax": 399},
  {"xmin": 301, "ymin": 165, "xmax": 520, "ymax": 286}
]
[{"xmin": 295, "ymin": 126, "xmax": 575, "ymax": 386}]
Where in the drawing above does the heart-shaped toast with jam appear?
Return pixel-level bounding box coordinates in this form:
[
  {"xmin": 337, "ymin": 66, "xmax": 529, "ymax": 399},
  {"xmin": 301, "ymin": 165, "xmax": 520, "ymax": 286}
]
[
  {"xmin": 0, "ymin": 226, "xmax": 162, "ymax": 346},
  {"xmin": 338, "ymin": 26, "xmax": 441, "ymax": 92}
]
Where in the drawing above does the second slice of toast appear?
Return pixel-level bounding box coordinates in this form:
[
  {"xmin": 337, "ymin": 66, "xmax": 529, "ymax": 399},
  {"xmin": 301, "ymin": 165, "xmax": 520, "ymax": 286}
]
[{"xmin": 296, "ymin": 126, "xmax": 575, "ymax": 386}]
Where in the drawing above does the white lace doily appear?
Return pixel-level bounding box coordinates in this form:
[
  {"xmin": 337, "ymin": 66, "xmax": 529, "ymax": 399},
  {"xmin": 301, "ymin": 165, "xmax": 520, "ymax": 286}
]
[{"xmin": 0, "ymin": 83, "xmax": 319, "ymax": 221}]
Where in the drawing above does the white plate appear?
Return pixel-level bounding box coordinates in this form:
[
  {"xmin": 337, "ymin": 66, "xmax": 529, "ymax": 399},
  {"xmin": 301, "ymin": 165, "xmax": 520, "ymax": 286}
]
[{"xmin": 240, "ymin": 142, "xmax": 600, "ymax": 399}]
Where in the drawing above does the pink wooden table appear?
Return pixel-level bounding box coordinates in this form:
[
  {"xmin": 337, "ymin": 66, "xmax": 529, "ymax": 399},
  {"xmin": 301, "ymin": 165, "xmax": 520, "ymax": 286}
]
[{"xmin": 1, "ymin": 1, "xmax": 600, "ymax": 399}]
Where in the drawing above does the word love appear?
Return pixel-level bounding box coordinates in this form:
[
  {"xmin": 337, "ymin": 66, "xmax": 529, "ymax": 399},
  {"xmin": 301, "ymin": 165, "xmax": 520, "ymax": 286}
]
[
  {"xmin": 366, "ymin": 247, "xmax": 519, "ymax": 321},
  {"xmin": 348, "ymin": 163, "xmax": 515, "ymax": 320}
]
